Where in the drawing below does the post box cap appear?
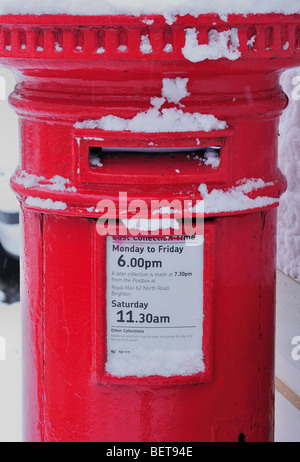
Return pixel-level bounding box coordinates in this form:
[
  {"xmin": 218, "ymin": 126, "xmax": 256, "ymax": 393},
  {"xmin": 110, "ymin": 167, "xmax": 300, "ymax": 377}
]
[{"xmin": 0, "ymin": 13, "xmax": 299, "ymax": 70}]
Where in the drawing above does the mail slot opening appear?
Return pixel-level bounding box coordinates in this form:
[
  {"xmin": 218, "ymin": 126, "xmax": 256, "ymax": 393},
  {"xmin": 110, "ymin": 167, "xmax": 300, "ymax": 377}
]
[{"xmin": 88, "ymin": 146, "xmax": 221, "ymax": 175}]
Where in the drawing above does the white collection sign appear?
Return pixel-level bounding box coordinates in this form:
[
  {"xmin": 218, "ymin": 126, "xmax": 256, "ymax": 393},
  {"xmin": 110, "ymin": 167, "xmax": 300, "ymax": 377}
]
[{"xmin": 106, "ymin": 235, "xmax": 204, "ymax": 377}]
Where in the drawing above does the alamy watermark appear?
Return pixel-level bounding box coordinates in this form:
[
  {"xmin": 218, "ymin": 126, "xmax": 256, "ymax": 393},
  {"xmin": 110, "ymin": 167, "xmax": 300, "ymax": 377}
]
[
  {"xmin": 292, "ymin": 75, "xmax": 300, "ymax": 101},
  {"xmin": 95, "ymin": 193, "xmax": 204, "ymax": 237},
  {"xmin": 291, "ymin": 336, "xmax": 300, "ymax": 361},
  {"xmin": 0, "ymin": 336, "xmax": 6, "ymax": 361}
]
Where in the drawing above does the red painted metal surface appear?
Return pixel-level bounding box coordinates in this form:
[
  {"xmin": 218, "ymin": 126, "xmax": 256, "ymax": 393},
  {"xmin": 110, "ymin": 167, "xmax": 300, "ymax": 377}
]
[{"xmin": 0, "ymin": 13, "xmax": 299, "ymax": 442}]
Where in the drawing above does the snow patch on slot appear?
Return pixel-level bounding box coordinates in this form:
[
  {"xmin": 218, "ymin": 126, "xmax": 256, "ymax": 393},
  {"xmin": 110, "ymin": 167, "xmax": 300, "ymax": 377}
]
[
  {"xmin": 75, "ymin": 108, "xmax": 227, "ymax": 133},
  {"xmin": 140, "ymin": 34, "xmax": 152, "ymax": 54},
  {"xmin": 75, "ymin": 77, "xmax": 227, "ymax": 134}
]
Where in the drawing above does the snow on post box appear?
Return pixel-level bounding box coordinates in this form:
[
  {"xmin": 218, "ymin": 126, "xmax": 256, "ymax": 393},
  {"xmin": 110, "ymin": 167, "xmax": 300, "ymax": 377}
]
[{"xmin": 0, "ymin": 9, "xmax": 300, "ymax": 442}]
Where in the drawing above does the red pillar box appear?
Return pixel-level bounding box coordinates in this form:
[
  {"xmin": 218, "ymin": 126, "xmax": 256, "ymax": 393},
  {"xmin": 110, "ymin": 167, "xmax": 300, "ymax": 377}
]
[{"xmin": 0, "ymin": 13, "xmax": 299, "ymax": 442}]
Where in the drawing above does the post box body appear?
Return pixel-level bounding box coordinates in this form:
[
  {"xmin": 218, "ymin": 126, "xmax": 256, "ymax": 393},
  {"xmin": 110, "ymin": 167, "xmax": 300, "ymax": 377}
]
[
  {"xmin": 21, "ymin": 208, "xmax": 277, "ymax": 442},
  {"xmin": 0, "ymin": 13, "xmax": 300, "ymax": 442}
]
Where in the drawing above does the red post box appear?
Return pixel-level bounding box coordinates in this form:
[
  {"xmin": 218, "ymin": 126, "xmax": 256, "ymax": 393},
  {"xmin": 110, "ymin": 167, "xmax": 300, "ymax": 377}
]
[{"xmin": 0, "ymin": 12, "xmax": 300, "ymax": 442}]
